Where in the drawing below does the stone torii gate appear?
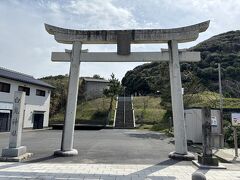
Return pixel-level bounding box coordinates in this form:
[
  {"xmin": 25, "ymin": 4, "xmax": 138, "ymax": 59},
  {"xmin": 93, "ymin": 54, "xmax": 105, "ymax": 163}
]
[{"xmin": 45, "ymin": 20, "xmax": 210, "ymax": 159}]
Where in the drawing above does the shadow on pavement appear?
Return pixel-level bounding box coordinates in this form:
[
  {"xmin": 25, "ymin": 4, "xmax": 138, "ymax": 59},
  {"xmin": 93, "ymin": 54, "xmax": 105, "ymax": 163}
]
[
  {"xmin": 127, "ymin": 158, "xmax": 179, "ymax": 179},
  {"xmin": 51, "ymin": 124, "xmax": 105, "ymax": 130},
  {"xmin": 125, "ymin": 131, "xmax": 168, "ymax": 140},
  {"xmin": 26, "ymin": 155, "xmax": 58, "ymax": 163},
  {"xmin": 0, "ymin": 158, "xmax": 179, "ymax": 179}
]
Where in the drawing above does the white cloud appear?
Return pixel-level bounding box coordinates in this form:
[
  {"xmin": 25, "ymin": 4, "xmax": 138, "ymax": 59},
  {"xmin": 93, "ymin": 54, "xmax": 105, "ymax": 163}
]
[
  {"xmin": 64, "ymin": 0, "xmax": 137, "ymax": 29},
  {"xmin": 49, "ymin": 2, "xmax": 61, "ymax": 14}
]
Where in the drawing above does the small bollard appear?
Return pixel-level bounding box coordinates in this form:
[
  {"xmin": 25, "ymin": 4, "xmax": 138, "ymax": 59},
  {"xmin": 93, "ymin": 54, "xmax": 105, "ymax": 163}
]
[{"xmin": 192, "ymin": 172, "xmax": 206, "ymax": 180}]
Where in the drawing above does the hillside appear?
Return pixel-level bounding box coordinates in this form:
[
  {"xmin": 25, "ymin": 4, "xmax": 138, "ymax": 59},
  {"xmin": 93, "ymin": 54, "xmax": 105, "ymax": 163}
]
[
  {"xmin": 191, "ymin": 31, "xmax": 240, "ymax": 97},
  {"xmin": 47, "ymin": 95, "xmax": 166, "ymax": 123},
  {"xmin": 122, "ymin": 31, "xmax": 240, "ymax": 102},
  {"xmin": 133, "ymin": 96, "xmax": 166, "ymax": 124},
  {"xmin": 50, "ymin": 97, "xmax": 115, "ymax": 125},
  {"xmin": 49, "ymin": 96, "xmax": 167, "ymax": 128}
]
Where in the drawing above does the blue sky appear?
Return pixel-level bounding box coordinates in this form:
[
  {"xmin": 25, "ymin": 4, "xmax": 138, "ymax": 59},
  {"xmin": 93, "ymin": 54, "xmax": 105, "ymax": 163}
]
[{"xmin": 1, "ymin": 0, "xmax": 240, "ymax": 80}]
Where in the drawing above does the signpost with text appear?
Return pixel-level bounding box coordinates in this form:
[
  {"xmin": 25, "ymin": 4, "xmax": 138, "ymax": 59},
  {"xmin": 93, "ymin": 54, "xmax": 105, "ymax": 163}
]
[{"xmin": 1, "ymin": 91, "xmax": 32, "ymax": 161}]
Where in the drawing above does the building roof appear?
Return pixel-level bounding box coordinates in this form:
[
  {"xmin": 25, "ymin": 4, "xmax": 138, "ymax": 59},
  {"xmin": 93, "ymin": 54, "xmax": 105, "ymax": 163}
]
[
  {"xmin": 0, "ymin": 67, "xmax": 54, "ymax": 89},
  {"xmin": 82, "ymin": 77, "xmax": 109, "ymax": 83}
]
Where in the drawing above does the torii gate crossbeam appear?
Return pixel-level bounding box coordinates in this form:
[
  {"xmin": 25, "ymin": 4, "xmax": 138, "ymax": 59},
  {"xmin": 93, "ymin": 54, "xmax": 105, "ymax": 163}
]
[
  {"xmin": 45, "ymin": 21, "xmax": 210, "ymax": 160},
  {"xmin": 51, "ymin": 51, "xmax": 200, "ymax": 62}
]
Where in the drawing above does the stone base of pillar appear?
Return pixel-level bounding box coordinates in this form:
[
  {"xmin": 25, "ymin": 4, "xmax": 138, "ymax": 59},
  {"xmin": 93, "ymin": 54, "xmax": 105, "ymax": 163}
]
[
  {"xmin": 0, "ymin": 153, "xmax": 33, "ymax": 162},
  {"xmin": 168, "ymin": 151, "xmax": 195, "ymax": 161},
  {"xmin": 197, "ymin": 154, "xmax": 219, "ymax": 166},
  {"xmin": 192, "ymin": 160, "xmax": 226, "ymax": 169},
  {"xmin": 54, "ymin": 149, "xmax": 78, "ymax": 157},
  {"xmin": 2, "ymin": 146, "xmax": 27, "ymax": 157},
  {"xmin": 1, "ymin": 146, "xmax": 33, "ymax": 162}
]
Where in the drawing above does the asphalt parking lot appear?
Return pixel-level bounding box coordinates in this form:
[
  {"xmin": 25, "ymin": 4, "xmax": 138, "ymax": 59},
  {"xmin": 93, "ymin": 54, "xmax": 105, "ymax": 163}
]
[{"xmin": 0, "ymin": 129, "xmax": 190, "ymax": 164}]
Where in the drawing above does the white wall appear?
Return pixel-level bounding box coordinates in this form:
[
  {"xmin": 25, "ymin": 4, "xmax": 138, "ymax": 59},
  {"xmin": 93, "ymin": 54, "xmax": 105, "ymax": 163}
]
[
  {"xmin": 0, "ymin": 77, "xmax": 51, "ymax": 128},
  {"xmin": 185, "ymin": 109, "xmax": 202, "ymax": 143},
  {"xmin": 184, "ymin": 108, "xmax": 222, "ymax": 148},
  {"xmin": 85, "ymin": 81, "xmax": 108, "ymax": 100}
]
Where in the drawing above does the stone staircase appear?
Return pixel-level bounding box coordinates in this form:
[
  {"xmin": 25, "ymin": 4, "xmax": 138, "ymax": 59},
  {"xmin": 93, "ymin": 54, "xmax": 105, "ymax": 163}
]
[{"xmin": 114, "ymin": 96, "xmax": 135, "ymax": 129}]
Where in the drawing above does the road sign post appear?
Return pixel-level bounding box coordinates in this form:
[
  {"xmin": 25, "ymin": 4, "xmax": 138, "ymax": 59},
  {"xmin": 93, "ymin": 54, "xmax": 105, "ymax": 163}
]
[{"xmin": 231, "ymin": 113, "xmax": 240, "ymax": 158}]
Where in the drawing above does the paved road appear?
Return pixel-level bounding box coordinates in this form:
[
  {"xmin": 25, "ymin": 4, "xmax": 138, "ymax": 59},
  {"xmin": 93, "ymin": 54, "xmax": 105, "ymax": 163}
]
[
  {"xmin": 0, "ymin": 161, "xmax": 239, "ymax": 180},
  {"xmin": 0, "ymin": 129, "xmax": 239, "ymax": 179},
  {"xmin": 0, "ymin": 129, "xmax": 180, "ymax": 164}
]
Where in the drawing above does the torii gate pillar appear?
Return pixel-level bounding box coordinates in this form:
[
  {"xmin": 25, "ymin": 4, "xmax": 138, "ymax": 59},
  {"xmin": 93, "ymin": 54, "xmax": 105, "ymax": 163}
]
[
  {"xmin": 168, "ymin": 40, "xmax": 192, "ymax": 159},
  {"xmin": 54, "ymin": 42, "xmax": 82, "ymax": 156}
]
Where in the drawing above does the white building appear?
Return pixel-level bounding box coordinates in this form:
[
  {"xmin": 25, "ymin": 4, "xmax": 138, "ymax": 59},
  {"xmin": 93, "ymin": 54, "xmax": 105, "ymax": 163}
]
[
  {"xmin": 184, "ymin": 108, "xmax": 223, "ymax": 148},
  {"xmin": 81, "ymin": 77, "xmax": 109, "ymax": 100},
  {"xmin": 0, "ymin": 67, "xmax": 54, "ymax": 132}
]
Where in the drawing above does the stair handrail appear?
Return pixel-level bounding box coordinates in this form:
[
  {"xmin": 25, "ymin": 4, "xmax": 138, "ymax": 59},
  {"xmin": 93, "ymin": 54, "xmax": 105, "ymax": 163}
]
[
  {"xmin": 123, "ymin": 94, "xmax": 126, "ymax": 128},
  {"xmin": 113, "ymin": 96, "xmax": 118, "ymax": 127},
  {"xmin": 131, "ymin": 95, "xmax": 136, "ymax": 128}
]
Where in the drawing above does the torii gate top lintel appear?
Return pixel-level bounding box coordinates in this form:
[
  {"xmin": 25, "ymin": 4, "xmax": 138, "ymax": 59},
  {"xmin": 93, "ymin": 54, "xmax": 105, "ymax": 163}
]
[{"xmin": 45, "ymin": 20, "xmax": 210, "ymax": 44}]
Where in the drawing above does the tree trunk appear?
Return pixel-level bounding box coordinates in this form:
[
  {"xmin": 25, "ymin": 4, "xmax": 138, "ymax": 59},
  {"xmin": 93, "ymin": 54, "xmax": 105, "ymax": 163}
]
[{"xmin": 106, "ymin": 96, "xmax": 114, "ymax": 125}]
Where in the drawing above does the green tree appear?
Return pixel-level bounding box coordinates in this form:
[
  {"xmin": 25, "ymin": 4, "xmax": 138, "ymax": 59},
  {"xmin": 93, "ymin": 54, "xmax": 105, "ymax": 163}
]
[
  {"xmin": 103, "ymin": 73, "xmax": 123, "ymax": 125},
  {"xmin": 93, "ymin": 74, "xmax": 102, "ymax": 79},
  {"xmin": 40, "ymin": 75, "xmax": 68, "ymax": 117}
]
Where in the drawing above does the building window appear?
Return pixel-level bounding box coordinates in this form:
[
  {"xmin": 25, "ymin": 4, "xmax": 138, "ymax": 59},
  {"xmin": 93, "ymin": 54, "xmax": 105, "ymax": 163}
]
[
  {"xmin": 18, "ymin": 86, "xmax": 30, "ymax": 96},
  {"xmin": 0, "ymin": 82, "xmax": 10, "ymax": 93},
  {"xmin": 36, "ymin": 89, "xmax": 46, "ymax": 97}
]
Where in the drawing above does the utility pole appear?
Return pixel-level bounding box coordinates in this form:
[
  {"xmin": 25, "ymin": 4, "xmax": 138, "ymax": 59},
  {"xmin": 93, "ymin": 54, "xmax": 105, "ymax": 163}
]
[
  {"xmin": 218, "ymin": 63, "xmax": 224, "ymax": 147},
  {"xmin": 123, "ymin": 87, "xmax": 126, "ymax": 128}
]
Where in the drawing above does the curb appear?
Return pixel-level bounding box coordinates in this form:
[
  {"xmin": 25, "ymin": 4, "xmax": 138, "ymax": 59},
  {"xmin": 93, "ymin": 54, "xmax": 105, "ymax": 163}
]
[
  {"xmin": 0, "ymin": 127, "xmax": 52, "ymax": 135},
  {"xmin": 213, "ymin": 154, "xmax": 231, "ymax": 163}
]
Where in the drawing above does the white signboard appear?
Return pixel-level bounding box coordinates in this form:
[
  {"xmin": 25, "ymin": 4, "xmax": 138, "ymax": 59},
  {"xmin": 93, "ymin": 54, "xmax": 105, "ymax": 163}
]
[
  {"xmin": 211, "ymin": 116, "xmax": 218, "ymax": 126},
  {"xmin": 231, "ymin": 113, "xmax": 240, "ymax": 126},
  {"xmin": 0, "ymin": 102, "xmax": 13, "ymax": 110},
  {"xmin": 182, "ymin": 88, "xmax": 184, "ymax": 95}
]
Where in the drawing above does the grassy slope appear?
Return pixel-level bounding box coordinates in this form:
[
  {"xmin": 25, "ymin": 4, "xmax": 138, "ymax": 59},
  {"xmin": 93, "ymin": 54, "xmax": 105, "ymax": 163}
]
[
  {"xmin": 50, "ymin": 93, "xmax": 239, "ymax": 132},
  {"xmin": 50, "ymin": 97, "xmax": 116, "ymax": 124},
  {"xmin": 133, "ymin": 96, "xmax": 169, "ymax": 131},
  {"xmin": 133, "ymin": 96, "xmax": 166, "ymax": 124},
  {"xmin": 184, "ymin": 91, "xmax": 240, "ymax": 109},
  {"xmin": 133, "ymin": 93, "xmax": 240, "ymax": 132},
  {"xmin": 50, "ymin": 96, "xmax": 167, "ymax": 128}
]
